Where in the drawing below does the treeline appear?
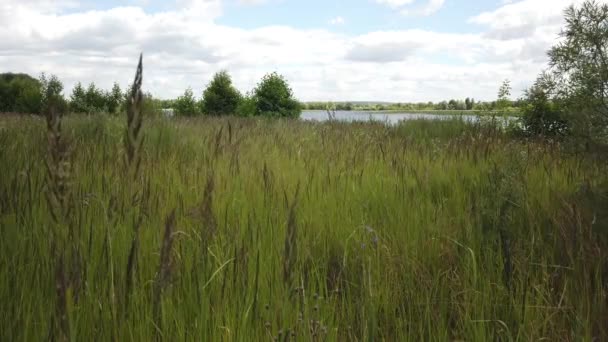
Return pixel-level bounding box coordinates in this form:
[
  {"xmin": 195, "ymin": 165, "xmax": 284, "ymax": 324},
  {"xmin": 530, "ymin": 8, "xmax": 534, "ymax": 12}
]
[
  {"xmin": 0, "ymin": 73, "xmax": 68, "ymax": 114},
  {"xmin": 304, "ymin": 80, "xmax": 522, "ymax": 112},
  {"xmin": 0, "ymin": 70, "xmax": 301, "ymax": 118},
  {"xmin": 304, "ymin": 97, "xmax": 524, "ymax": 112},
  {"xmin": 0, "ymin": 72, "xmax": 166, "ymax": 116},
  {"xmin": 168, "ymin": 71, "xmax": 301, "ymax": 117}
]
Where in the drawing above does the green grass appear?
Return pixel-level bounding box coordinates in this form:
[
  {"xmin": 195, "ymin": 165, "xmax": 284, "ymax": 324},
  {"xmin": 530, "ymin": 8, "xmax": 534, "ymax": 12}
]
[{"xmin": 0, "ymin": 114, "xmax": 606, "ymax": 340}]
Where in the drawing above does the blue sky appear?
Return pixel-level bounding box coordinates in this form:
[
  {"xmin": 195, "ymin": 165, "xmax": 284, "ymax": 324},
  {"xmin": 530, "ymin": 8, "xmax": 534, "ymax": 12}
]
[{"xmin": 0, "ymin": 0, "xmax": 592, "ymax": 102}]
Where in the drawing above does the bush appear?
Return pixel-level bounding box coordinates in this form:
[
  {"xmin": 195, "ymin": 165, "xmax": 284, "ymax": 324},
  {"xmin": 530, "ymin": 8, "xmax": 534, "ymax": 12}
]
[
  {"xmin": 201, "ymin": 71, "xmax": 241, "ymax": 116},
  {"xmin": 521, "ymin": 76, "xmax": 568, "ymax": 137},
  {"xmin": 253, "ymin": 72, "xmax": 301, "ymax": 118},
  {"xmin": 0, "ymin": 73, "xmax": 42, "ymax": 113},
  {"xmin": 174, "ymin": 87, "xmax": 200, "ymax": 116},
  {"xmin": 235, "ymin": 93, "xmax": 257, "ymax": 117}
]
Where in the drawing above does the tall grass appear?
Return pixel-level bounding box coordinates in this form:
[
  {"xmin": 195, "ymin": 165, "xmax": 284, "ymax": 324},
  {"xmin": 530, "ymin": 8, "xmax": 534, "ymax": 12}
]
[{"xmin": 0, "ymin": 112, "xmax": 607, "ymax": 340}]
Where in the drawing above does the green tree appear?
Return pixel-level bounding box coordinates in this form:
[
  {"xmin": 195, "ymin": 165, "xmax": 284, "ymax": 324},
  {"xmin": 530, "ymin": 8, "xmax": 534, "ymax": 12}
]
[
  {"xmin": 253, "ymin": 72, "xmax": 301, "ymax": 117},
  {"xmin": 84, "ymin": 82, "xmax": 106, "ymax": 113},
  {"xmin": 40, "ymin": 73, "xmax": 67, "ymax": 114},
  {"xmin": 496, "ymin": 79, "xmax": 512, "ymax": 110},
  {"xmin": 0, "ymin": 73, "xmax": 39, "ymax": 112},
  {"xmin": 201, "ymin": 71, "xmax": 242, "ymax": 116},
  {"xmin": 107, "ymin": 82, "xmax": 123, "ymax": 115},
  {"xmin": 547, "ymin": 0, "xmax": 608, "ymax": 142},
  {"xmin": 70, "ymin": 82, "xmax": 87, "ymax": 113},
  {"xmin": 235, "ymin": 93, "xmax": 257, "ymax": 117},
  {"xmin": 174, "ymin": 87, "xmax": 199, "ymax": 116},
  {"xmin": 11, "ymin": 77, "xmax": 42, "ymax": 114},
  {"xmin": 521, "ymin": 73, "xmax": 569, "ymax": 136}
]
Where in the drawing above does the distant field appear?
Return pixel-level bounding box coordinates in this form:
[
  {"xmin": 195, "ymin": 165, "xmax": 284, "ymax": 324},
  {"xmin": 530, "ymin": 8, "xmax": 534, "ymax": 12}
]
[{"xmin": 1, "ymin": 114, "xmax": 606, "ymax": 340}]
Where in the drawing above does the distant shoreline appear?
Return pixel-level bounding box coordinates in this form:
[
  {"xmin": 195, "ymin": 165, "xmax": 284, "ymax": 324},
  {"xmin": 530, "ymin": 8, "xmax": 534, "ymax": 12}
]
[{"xmin": 303, "ymin": 109, "xmax": 521, "ymax": 116}]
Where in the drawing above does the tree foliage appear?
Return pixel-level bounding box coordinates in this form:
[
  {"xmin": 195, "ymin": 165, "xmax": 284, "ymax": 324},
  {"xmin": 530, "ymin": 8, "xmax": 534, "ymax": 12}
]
[
  {"xmin": 253, "ymin": 72, "xmax": 301, "ymax": 118},
  {"xmin": 39, "ymin": 73, "xmax": 67, "ymax": 114},
  {"xmin": 547, "ymin": 0, "xmax": 608, "ymax": 142},
  {"xmin": 201, "ymin": 71, "xmax": 241, "ymax": 116},
  {"xmin": 0, "ymin": 73, "xmax": 42, "ymax": 113},
  {"xmin": 174, "ymin": 87, "xmax": 200, "ymax": 116},
  {"xmin": 496, "ymin": 79, "xmax": 512, "ymax": 110},
  {"xmin": 521, "ymin": 73, "xmax": 569, "ymax": 136}
]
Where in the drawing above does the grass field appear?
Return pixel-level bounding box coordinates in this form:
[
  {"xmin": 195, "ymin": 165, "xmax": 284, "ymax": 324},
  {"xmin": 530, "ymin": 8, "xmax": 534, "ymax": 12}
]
[{"xmin": 0, "ymin": 113, "xmax": 607, "ymax": 341}]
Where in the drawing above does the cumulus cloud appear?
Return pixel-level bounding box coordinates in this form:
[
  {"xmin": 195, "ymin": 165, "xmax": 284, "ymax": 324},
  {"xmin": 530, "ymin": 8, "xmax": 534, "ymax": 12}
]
[
  {"xmin": 376, "ymin": 0, "xmax": 445, "ymax": 16},
  {"xmin": 468, "ymin": 0, "xmax": 601, "ymax": 41},
  {"xmin": 0, "ymin": 0, "xmax": 589, "ymax": 102},
  {"xmin": 401, "ymin": 0, "xmax": 445, "ymax": 16}
]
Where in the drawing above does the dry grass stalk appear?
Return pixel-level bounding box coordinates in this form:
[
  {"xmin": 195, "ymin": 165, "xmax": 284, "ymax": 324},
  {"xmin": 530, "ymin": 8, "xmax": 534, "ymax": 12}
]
[
  {"xmin": 45, "ymin": 105, "xmax": 72, "ymax": 225},
  {"xmin": 44, "ymin": 100, "xmax": 79, "ymax": 341},
  {"xmin": 125, "ymin": 53, "xmax": 144, "ymax": 178},
  {"xmin": 124, "ymin": 54, "xmax": 145, "ymax": 313}
]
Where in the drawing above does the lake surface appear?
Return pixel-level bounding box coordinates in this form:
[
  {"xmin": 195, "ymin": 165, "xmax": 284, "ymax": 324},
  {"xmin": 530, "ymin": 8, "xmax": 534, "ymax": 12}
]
[{"xmin": 300, "ymin": 110, "xmax": 509, "ymax": 125}]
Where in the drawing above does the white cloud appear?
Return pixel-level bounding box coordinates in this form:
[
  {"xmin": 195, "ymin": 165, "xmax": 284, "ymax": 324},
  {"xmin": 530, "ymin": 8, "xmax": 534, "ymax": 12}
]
[
  {"xmin": 401, "ymin": 0, "xmax": 445, "ymax": 16},
  {"xmin": 0, "ymin": 0, "xmax": 587, "ymax": 102},
  {"xmin": 376, "ymin": 0, "xmax": 445, "ymax": 16},
  {"xmin": 238, "ymin": 0, "xmax": 270, "ymax": 5},
  {"xmin": 329, "ymin": 16, "xmax": 345, "ymax": 25},
  {"xmin": 375, "ymin": 0, "xmax": 415, "ymax": 9}
]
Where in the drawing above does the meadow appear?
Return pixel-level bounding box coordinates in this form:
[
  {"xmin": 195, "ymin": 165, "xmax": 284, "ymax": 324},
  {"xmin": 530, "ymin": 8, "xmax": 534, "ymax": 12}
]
[{"xmin": 0, "ymin": 113, "xmax": 607, "ymax": 341}]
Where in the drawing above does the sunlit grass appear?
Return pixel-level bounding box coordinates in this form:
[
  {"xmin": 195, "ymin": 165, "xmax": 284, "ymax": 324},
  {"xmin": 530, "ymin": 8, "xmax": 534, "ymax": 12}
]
[{"xmin": 0, "ymin": 114, "xmax": 606, "ymax": 340}]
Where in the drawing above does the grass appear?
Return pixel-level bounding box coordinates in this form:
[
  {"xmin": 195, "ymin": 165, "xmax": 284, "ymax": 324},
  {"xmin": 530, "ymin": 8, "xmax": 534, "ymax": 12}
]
[{"xmin": 0, "ymin": 112, "xmax": 607, "ymax": 341}]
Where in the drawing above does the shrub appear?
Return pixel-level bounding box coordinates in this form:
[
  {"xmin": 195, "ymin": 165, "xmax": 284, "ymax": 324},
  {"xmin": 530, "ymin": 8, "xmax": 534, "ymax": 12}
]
[
  {"xmin": 253, "ymin": 72, "xmax": 301, "ymax": 118},
  {"xmin": 520, "ymin": 75, "xmax": 568, "ymax": 137},
  {"xmin": 174, "ymin": 87, "xmax": 200, "ymax": 116},
  {"xmin": 0, "ymin": 73, "xmax": 42, "ymax": 113},
  {"xmin": 201, "ymin": 71, "xmax": 241, "ymax": 116},
  {"xmin": 235, "ymin": 93, "xmax": 257, "ymax": 117}
]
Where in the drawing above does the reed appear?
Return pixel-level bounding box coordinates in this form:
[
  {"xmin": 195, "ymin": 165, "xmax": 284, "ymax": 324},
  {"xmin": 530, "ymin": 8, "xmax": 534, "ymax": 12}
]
[{"xmin": 0, "ymin": 111, "xmax": 606, "ymax": 340}]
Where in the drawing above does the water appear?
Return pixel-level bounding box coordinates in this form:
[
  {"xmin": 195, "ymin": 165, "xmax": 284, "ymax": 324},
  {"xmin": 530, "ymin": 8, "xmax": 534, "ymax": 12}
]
[{"xmin": 300, "ymin": 110, "xmax": 502, "ymax": 125}]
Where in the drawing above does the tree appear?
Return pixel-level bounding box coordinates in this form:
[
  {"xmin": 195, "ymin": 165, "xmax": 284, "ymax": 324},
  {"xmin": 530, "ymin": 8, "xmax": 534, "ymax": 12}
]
[
  {"xmin": 201, "ymin": 71, "xmax": 242, "ymax": 116},
  {"xmin": 547, "ymin": 0, "xmax": 608, "ymax": 142},
  {"xmin": 521, "ymin": 73, "xmax": 569, "ymax": 136},
  {"xmin": 235, "ymin": 92, "xmax": 257, "ymax": 117},
  {"xmin": 465, "ymin": 97, "xmax": 475, "ymax": 110},
  {"xmin": 70, "ymin": 82, "xmax": 87, "ymax": 113},
  {"xmin": 448, "ymin": 99, "xmax": 458, "ymax": 110},
  {"xmin": 84, "ymin": 82, "xmax": 106, "ymax": 113},
  {"xmin": 253, "ymin": 72, "xmax": 301, "ymax": 117},
  {"xmin": 496, "ymin": 79, "xmax": 512, "ymax": 110},
  {"xmin": 174, "ymin": 87, "xmax": 199, "ymax": 116},
  {"xmin": 40, "ymin": 73, "xmax": 67, "ymax": 114},
  {"xmin": 107, "ymin": 82, "xmax": 123, "ymax": 114}
]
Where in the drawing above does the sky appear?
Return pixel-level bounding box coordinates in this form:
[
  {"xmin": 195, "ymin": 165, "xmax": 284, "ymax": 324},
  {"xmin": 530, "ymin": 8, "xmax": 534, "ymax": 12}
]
[{"xmin": 0, "ymin": 0, "xmax": 597, "ymax": 102}]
